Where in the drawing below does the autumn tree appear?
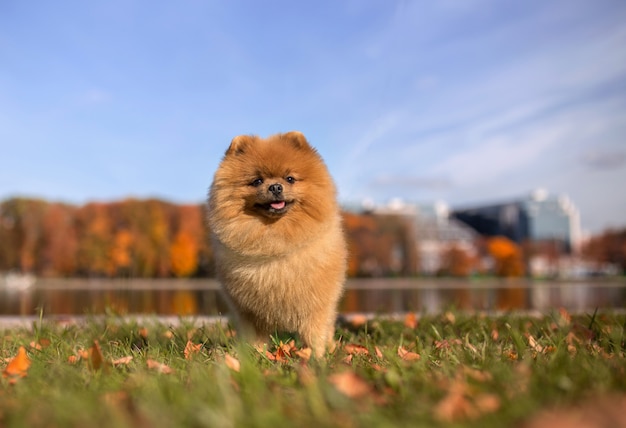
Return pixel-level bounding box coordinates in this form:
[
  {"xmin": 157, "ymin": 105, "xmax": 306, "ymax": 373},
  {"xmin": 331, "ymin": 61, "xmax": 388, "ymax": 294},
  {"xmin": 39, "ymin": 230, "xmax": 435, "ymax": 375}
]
[
  {"xmin": 41, "ymin": 203, "xmax": 78, "ymax": 276},
  {"xmin": 75, "ymin": 203, "xmax": 113, "ymax": 276},
  {"xmin": 582, "ymin": 228, "xmax": 626, "ymax": 274},
  {"xmin": 439, "ymin": 245, "xmax": 473, "ymax": 277},
  {"xmin": 486, "ymin": 236, "xmax": 525, "ymax": 277},
  {"xmin": 169, "ymin": 204, "xmax": 208, "ymax": 277}
]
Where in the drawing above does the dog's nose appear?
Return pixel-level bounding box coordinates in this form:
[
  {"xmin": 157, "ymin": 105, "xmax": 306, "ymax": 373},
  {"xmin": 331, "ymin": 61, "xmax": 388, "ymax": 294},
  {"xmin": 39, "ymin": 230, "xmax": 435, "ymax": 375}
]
[{"xmin": 268, "ymin": 183, "xmax": 283, "ymax": 196}]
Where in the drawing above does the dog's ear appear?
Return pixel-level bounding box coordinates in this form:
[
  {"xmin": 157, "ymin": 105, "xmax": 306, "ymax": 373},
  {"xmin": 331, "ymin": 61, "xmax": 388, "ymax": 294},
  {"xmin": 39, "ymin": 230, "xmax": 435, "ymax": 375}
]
[
  {"xmin": 226, "ymin": 135, "xmax": 255, "ymax": 156},
  {"xmin": 282, "ymin": 131, "xmax": 311, "ymax": 150}
]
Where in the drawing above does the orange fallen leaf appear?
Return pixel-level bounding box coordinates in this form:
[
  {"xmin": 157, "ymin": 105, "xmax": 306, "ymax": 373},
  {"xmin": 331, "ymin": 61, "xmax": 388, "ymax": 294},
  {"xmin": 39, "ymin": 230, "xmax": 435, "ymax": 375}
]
[
  {"xmin": 374, "ymin": 346, "xmax": 384, "ymax": 359},
  {"xmin": 3, "ymin": 346, "xmax": 31, "ymax": 382},
  {"xmin": 558, "ymin": 307, "xmax": 571, "ymax": 326},
  {"xmin": 350, "ymin": 314, "xmax": 368, "ymax": 327},
  {"xmin": 491, "ymin": 328, "xmax": 499, "ymax": 341},
  {"xmin": 397, "ymin": 346, "xmax": 420, "ymax": 361},
  {"xmin": 224, "ymin": 354, "xmax": 240, "ymax": 372},
  {"xmin": 527, "ymin": 335, "xmax": 544, "ymax": 353},
  {"xmin": 138, "ymin": 327, "xmax": 149, "ymax": 339},
  {"xmin": 435, "ymin": 339, "xmax": 462, "ymax": 350},
  {"xmin": 344, "ymin": 343, "xmax": 369, "ymax": 355},
  {"xmin": 111, "ymin": 356, "xmax": 133, "ymax": 366},
  {"xmin": 328, "ymin": 372, "xmax": 372, "ymax": 399},
  {"xmin": 276, "ymin": 341, "xmax": 293, "ymax": 361},
  {"xmin": 184, "ymin": 340, "xmax": 202, "ymax": 360},
  {"xmin": 68, "ymin": 355, "xmax": 80, "ymax": 364},
  {"xmin": 295, "ymin": 347, "xmax": 312, "ymax": 361},
  {"xmin": 404, "ymin": 312, "xmax": 418, "ymax": 329},
  {"xmin": 146, "ymin": 359, "xmax": 174, "ymax": 374},
  {"xmin": 89, "ymin": 340, "xmax": 107, "ymax": 371}
]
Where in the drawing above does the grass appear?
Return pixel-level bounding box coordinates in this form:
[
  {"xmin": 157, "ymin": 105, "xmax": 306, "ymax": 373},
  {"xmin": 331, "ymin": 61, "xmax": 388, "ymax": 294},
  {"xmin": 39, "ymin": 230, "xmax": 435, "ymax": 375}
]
[{"xmin": 1, "ymin": 310, "xmax": 625, "ymax": 427}]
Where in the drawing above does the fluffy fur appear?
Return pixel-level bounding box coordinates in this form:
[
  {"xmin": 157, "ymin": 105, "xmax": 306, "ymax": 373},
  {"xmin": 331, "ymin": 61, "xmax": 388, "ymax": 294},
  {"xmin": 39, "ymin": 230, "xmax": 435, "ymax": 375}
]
[{"xmin": 207, "ymin": 131, "xmax": 347, "ymax": 357}]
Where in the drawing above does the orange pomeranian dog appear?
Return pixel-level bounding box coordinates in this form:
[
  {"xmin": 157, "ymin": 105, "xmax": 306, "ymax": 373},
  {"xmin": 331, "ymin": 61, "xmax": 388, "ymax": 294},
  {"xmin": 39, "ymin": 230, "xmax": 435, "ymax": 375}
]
[{"xmin": 207, "ymin": 131, "xmax": 347, "ymax": 357}]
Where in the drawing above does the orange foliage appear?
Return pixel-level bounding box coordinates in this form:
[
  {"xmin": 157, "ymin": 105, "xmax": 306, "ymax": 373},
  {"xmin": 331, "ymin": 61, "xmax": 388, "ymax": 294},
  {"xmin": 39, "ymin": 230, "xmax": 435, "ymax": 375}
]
[
  {"xmin": 110, "ymin": 229, "xmax": 133, "ymax": 273},
  {"xmin": 440, "ymin": 245, "xmax": 473, "ymax": 277},
  {"xmin": 487, "ymin": 236, "xmax": 525, "ymax": 277},
  {"xmin": 2, "ymin": 346, "xmax": 31, "ymax": 383},
  {"xmin": 170, "ymin": 231, "xmax": 199, "ymax": 277}
]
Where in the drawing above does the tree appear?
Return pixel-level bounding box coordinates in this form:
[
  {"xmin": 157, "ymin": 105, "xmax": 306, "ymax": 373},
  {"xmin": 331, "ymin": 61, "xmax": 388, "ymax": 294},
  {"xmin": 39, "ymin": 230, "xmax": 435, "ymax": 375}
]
[
  {"xmin": 439, "ymin": 245, "xmax": 473, "ymax": 277},
  {"xmin": 486, "ymin": 236, "xmax": 525, "ymax": 277},
  {"xmin": 170, "ymin": 231, "xmax": 198, "ymax": 277}
]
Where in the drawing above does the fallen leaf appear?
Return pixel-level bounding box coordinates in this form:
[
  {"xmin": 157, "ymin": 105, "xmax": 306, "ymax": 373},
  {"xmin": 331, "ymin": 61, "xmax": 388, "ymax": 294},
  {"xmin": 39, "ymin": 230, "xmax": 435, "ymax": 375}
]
[
  {"xmin": 224, "ymin": 354, "xmax": 240, "ymax": 372},
  {"xmin": 397, "ymin": 346, "xmax": 420, "ymax": 361},
  {"xmin": 558, "ymin": 307, "xmax": 571, "ymax": 326},
  {"xmin": 350, "ymin": 314, "xmax": 368, "ymax": 327},
  {"xmin": 295, "ymin": 347, "xmax": 312, "ymax": 361},
  {"xmin": 435, "ymin": 383, "xmax": 474, "ymax": 422},
  {"xmin": 444, "ymin": 311, "xmax": 456, "ymax": 324},
  {"xmin": 328, "ymin": 372, "xmax": 372, "ymax": 399},
  {"xmin": 404, "ymin": 312, "xmax": 418, "ymax": 329},
  {"xmin": 435, "ymin": 339, "xmax": 462, "ymax": 350},
  {"xmin": 184, "ymin": 340, "xmax": 202, "ymax": 360},
  {"xmin": 344, "ymin": 343, "xmax": 369, "ymax": 355},
  {"xmin": 374, "ymin": 346, "xmax": 384, "ymax": 359},
  {"xmin": 138, "ymin": 328, "xmax": 149, "ymax": 339},
  {"xmin": 527, "ymin": 335, "xmax": 544, "ymax": 353},
  {"xmin": 68, "ymin": 355, "xmax": 80, "ymax": 364},
  {"xmin": 146, "ymin": 359, "xmax": 174, "ymax": 374},
  {"xmin": 89, "ymin": 340, "xmax": 107, "ymax": 371},
  {"xmin": 2, "ymin": 346, "xmax": 31, "ymax": 382},
  {"xmin": 474, "ymin": 393, "xmax": 501, "ymax": 414},
  {"xmin": 276, "ymin": 341, "xmax": 293, "ymax": 361},
  {"xmin": 111, "ymin": 356, "xmax": 134, "ymax": 366}
]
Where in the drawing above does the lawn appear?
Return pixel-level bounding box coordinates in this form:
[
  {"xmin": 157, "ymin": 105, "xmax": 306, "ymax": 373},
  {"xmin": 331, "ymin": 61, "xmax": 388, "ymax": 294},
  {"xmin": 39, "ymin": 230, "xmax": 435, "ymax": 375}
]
[{"xmin": 1, "ymin": 309, "xmax": 625, "ymax": 427}]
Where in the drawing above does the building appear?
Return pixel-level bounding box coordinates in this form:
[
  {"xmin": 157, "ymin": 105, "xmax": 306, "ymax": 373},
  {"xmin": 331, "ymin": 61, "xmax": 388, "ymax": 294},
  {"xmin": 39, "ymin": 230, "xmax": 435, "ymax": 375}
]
[
  {"xmin": 366, "ymin": 199, "xmax": 479, "ymax": 275},
  {"xmin": 451, "ymin": 189, "xmax": 581, "ymax": 253}
]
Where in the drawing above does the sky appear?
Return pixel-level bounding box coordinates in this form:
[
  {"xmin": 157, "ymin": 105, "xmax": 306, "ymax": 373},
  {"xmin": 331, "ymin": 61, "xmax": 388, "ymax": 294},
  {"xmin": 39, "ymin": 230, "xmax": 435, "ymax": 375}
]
[{"xmin": 1, "ymin": 0, "xmax": 625, "ymax": 233}]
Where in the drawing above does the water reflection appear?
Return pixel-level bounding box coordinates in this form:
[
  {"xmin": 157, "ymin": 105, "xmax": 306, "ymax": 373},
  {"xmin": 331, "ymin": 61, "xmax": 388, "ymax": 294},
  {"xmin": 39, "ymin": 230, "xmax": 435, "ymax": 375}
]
[{"xmin": 1, "ymin": 278, "xmax": 624, "ymax": 317}]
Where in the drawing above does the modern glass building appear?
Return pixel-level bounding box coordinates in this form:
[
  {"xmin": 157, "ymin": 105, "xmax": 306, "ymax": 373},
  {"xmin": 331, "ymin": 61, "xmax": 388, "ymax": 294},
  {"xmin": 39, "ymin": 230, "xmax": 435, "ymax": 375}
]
[{"xmin": 451, "ymin": 190, "xmax": 581, "ymax": 253}]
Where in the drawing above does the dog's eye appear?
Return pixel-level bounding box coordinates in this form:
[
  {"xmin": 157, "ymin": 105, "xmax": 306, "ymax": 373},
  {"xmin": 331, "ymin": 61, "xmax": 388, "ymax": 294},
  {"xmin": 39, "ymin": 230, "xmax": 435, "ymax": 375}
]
[
  {"xmin": 250, "ymin": 178, "xmax": 263, "ymax": 187},
  {"xmin": 286, "ymin": 176, "xmax": 296, "ymax": 184}
]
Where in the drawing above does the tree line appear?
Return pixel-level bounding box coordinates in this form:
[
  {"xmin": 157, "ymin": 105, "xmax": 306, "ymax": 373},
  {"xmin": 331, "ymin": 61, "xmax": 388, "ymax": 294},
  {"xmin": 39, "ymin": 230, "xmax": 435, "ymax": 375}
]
[{"xmin": 1, "ymin": 198, "xmax": 623, "ymax": 278}]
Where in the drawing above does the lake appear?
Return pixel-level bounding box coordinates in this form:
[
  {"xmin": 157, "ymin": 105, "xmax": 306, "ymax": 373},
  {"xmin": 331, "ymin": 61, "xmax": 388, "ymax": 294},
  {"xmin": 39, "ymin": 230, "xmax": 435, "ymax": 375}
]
[{"xmin": 1, "ymin": 277, "xmax": 625, "ymax": 318}]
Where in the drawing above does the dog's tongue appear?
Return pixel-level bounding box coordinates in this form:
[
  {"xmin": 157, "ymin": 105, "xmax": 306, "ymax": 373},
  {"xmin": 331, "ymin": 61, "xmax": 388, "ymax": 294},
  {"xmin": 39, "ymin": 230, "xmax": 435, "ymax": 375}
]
[{"xmin": 270, "ymin": 201, "xmax": 286, "ymax": 210}]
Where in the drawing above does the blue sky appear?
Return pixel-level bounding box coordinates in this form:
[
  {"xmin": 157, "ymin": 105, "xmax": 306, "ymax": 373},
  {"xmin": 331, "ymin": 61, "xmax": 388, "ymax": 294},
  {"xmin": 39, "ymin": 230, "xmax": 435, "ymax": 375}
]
[{"xmin": 1, "ymin": 0, "xmax": 625, "ymax": 233}]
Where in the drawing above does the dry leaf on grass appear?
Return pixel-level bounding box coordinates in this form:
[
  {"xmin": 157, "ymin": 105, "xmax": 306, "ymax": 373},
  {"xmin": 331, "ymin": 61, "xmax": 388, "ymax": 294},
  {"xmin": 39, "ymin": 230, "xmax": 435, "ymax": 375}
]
[
  {"xmin": 349, "ymin": 314, "xmax": 368, "ymax": 327},
  {"xmin": 435, "ymin": 368, "xmax": 501, "ymax": 422},
  {"xmin": 89, "ymin": 340, "xmax": 108, "ymax": 371},
  {"xmin": 344, "ymin": 343, "xmax": 369, "ymax": 355},
  {"xmin": 374, "ymin": 346, "xmax": 384, "ymax": 359},
  {"xmin": 295, "ymin": 347, "xmax": 312, "ymax": 361},
  {"xmin": 328, "ymin": 372, "xmax": 372, "ymax": 399},
  {"xmin": 184, "ymin": 340, "xmax": 202, "ymax": 359},
  {"xmin": 404, "ymin": 312, "xmax": 418, "ymax": 329},
  {"xmin": 2, "ymin": 346, "xmax": 31, "ymax": 383},
  {"xmin": 111, "ymin": 356, "xmax": 134, "ymax": 366},
  {"xmin": 397, "ymin": 346, "xmax": 420, "ymax": 361},
  {"xmin": 224, "ymin": 354, "xmax": 240, "ymax": 372},
  {"xmin": 146, "ymin": 359, "xmax": 174, "ymax": 374}
]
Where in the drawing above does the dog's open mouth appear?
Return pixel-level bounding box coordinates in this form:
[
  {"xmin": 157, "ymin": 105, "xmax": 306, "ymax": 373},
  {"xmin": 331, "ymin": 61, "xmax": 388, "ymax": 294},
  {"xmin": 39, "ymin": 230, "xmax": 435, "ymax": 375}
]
[{"xmin": 255, "ymin": 200, "xmax": 291, "ymax": 215}]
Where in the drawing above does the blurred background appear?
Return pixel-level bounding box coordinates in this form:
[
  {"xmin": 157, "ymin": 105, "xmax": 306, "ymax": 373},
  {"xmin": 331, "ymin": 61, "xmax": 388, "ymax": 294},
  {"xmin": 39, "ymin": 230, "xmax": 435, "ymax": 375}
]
[{"xmin": 1, "ymin": 1, "xmax": 625, "ymax": 317}]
